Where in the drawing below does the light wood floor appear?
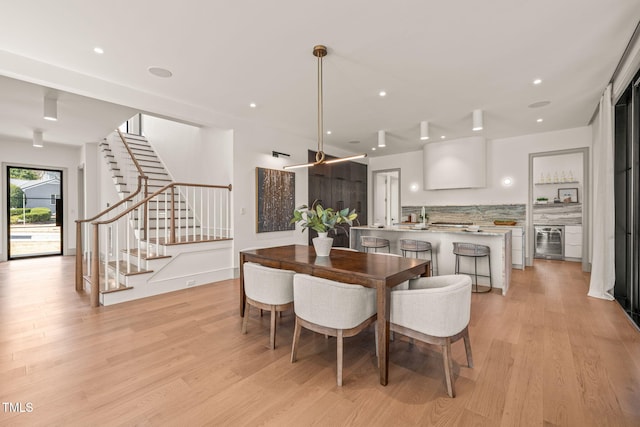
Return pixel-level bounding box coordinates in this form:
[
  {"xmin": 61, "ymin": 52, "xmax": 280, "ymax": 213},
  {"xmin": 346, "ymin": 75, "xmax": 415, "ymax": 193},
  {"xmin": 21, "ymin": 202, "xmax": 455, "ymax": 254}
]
[{"xmin": 1, "ymin": 256, "xmax": 639, "ymax": 426}]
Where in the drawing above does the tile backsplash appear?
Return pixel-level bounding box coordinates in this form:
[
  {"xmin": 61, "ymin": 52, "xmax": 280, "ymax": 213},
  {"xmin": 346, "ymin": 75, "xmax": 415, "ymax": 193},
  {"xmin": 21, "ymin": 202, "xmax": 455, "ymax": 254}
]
[{"xmin": 402, "ymin": 204, "xmax": 526, "ymax": 225}]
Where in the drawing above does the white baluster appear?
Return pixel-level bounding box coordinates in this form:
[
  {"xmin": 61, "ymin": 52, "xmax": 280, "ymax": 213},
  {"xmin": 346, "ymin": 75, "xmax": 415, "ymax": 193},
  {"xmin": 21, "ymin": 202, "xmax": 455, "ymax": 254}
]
[
  {"xmin": 207, "ymin": 189, "xmax": 210, "ymax": 240},
  {"xmin": 105, "ymin": 226, "xmax": 110, "ymax": 290}
]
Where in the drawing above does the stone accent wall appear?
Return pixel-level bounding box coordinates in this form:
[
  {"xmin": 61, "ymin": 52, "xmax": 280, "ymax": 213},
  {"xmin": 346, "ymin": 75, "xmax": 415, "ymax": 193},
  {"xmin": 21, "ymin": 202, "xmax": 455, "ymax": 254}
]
[
  {"xmin": 402, "ymin": 204, "xmax": 526, "ymax": 226},
  {"xmin": 532, "ymin": 203, "xmax": 582, "ymax": 225}
]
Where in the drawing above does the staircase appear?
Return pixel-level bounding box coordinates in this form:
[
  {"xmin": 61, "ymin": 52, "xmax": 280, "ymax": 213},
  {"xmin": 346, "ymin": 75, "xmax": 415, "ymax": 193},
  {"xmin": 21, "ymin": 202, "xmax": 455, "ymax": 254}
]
[{"xmin": 76, "ymin": 129, "xmax": 234, "ymax": 306}]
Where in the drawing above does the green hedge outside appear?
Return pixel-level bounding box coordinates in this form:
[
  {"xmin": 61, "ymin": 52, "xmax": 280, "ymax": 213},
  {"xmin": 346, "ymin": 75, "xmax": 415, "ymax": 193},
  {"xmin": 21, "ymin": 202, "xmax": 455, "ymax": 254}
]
[{"xmin": 10, "ymin": 207, "xmax": 51, "ymax": 224}]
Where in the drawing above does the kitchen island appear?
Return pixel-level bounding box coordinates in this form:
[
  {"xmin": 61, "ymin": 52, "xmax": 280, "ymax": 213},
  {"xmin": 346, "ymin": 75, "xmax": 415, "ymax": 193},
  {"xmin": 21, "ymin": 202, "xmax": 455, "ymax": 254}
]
[{"xmin": 350, "ymin": 225, "xmax": 512, "ymax": 295}]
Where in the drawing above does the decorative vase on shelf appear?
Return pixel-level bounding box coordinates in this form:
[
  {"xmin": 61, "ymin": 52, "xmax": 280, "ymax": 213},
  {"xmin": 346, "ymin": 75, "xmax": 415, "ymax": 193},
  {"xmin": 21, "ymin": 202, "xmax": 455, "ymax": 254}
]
[{"xmin": 312, "ymin": 232, "xmax": 333, "ymax": 257}]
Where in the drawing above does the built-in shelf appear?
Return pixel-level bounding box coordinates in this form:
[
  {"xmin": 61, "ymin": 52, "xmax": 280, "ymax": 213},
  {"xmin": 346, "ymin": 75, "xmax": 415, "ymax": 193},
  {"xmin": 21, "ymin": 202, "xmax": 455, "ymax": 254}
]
[{"xmin": 534, "ymin": 181, "xmax": 579, "ymax": 185}]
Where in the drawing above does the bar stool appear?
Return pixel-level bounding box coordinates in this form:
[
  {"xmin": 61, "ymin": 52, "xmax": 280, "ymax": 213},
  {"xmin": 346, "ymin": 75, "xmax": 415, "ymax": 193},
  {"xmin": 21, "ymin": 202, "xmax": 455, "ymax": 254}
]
[
  {"xmin": 360, "ymin": 236, "xmax": 390, "ymax": 253},
  {"xmin": 452, "ymin": 242, "xmax": 492, "ymax": 293},
  {"xmin": 400, "ymin": 239, "xmax": 435, "ymax": 275}
]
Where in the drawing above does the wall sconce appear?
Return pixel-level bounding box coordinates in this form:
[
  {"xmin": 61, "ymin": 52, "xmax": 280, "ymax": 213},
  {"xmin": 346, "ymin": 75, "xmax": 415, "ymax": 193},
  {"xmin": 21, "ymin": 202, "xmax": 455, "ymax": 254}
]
[
  {"xmin": 272, "ymin": 151, "xmax": 290, "ymax": 158},
  {"xmin": 502, "ymin": 177, "xmax": 513, "ymax": 187}
]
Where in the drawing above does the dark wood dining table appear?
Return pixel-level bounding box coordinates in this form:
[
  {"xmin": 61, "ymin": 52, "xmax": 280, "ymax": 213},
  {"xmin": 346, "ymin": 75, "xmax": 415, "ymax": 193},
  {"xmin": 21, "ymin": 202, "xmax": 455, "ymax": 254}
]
[{"xmin": 239, "ymin": 244, "xmax": 430, "ymax": 386}]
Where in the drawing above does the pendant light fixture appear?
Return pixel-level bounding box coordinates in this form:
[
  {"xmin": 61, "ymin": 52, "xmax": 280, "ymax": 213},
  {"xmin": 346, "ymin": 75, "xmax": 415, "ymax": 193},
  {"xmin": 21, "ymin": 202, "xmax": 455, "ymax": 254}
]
[
  {"xmin": 33, "ymin": 130, "xmax": 44, "ymax": 148},
  {"xmin": 472, "ymin": 109, "xmax": 483, "ymax": 131},
  {"xmin": 420, "ymin": 121, "xmax": 430, "ymax": 140},
  {"xmin": 378, "ymin": 130, "xmax": 386, "ymax": 147},
  {"xmin": 284, "ymin": 45, "xmax": 367, "ymax": 170},
  {"xmin": 44, "ymin": 96, "xmax": 58, "ymax": 121}
]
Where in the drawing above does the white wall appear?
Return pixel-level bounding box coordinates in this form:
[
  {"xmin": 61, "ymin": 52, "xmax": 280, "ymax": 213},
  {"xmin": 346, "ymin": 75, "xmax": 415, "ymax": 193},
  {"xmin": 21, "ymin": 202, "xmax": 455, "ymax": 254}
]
[
  {"xmin": 142, "ymin": 116, "xmax": 206, "ymax": 183},
  {"xmin": 533, "ymin": 152, "xmax": 584, "ymax": 202},
  {"xmin": 232, "ymin": 122, "xmax": 312, "ymax": 266},
  {"xmin": 140, "ymin": 115, "xmax": 319, "ymax": 268},
  {"xmin": 0, "ymin": 139, "xmax": 82, "ymax": 260},
  {"xmin": 369, "ymin": 126, "xmax": 592, "ymax": 212}
]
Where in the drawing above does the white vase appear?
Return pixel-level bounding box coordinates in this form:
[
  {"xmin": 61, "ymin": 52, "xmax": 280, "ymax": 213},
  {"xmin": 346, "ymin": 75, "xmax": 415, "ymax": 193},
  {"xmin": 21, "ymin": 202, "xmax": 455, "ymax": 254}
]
[{"xmin": 312, "ymin": 232, "xmax": 333, "ymax": 257}]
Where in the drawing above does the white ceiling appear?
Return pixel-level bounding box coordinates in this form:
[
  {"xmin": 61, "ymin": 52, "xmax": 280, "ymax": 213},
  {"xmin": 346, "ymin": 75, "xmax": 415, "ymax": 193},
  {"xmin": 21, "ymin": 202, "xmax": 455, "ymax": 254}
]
[{"xmin": 0, "ymin": 1, "xmax": 639, "ymax": 156}]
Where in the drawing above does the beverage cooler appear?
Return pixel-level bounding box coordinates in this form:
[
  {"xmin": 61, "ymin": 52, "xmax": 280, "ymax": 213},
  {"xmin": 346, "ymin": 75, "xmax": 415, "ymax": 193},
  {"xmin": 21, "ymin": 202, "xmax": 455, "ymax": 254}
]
[{"xmin": 534, "ymin": 225, "xmax": 564, "ymax": 260}]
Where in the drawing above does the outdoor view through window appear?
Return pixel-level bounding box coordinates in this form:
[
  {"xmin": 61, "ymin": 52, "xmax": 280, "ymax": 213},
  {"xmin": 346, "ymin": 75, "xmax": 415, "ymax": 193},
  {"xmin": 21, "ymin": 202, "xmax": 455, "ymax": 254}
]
[{"xmin": 8, "ymin": 166, "xmax": 62, "ymax": 258}]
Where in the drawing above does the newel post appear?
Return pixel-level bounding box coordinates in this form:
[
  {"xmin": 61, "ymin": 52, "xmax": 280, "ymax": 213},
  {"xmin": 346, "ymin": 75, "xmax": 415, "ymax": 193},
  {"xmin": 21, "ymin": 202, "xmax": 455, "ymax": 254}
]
[
  {"xmin": 90, "ymin": 223, "xmax": 100, "ymax": 308},
  {"xmin": 75, "ymin": 221, "xmax": 83, "ymax": 291}
]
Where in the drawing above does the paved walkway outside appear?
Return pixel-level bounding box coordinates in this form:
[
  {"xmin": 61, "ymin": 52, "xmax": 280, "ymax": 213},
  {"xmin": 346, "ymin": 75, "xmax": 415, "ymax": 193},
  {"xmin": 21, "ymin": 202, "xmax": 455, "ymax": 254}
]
[{"xmin": 9, "ymin": 223, "xmax": 61, "ymax": 257}]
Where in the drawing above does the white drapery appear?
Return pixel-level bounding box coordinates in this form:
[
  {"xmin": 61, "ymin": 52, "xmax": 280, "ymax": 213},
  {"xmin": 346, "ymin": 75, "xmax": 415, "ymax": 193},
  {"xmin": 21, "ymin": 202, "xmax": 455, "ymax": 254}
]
[{"xmin": 588, "ymin": 83, "xmax": 615, "ymax": 300}]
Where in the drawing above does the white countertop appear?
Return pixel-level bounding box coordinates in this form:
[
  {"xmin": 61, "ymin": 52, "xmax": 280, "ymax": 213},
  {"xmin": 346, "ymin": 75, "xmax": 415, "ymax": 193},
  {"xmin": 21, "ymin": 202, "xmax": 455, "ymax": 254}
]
[{"xmin": 352, "ymin": 225, "xmax": 512, "ymax": 236}]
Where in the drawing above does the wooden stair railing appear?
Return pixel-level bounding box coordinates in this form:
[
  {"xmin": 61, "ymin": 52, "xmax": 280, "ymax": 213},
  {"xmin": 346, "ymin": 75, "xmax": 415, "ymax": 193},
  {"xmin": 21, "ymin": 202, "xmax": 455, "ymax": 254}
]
[
  {"xmin": 80, "ymin": 182, "xmax": 232, "ymax": 307},
  {"xmin": 75, "ymin": 129, "xmax": 149, "ymax": 294},
  {"xmin": 75, "ymin": 175, "xmax": 148, "ymax": 292}
]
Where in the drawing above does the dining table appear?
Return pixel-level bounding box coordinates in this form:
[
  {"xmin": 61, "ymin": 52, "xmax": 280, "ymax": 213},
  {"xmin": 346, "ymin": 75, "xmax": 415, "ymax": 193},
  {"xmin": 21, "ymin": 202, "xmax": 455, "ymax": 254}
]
[{"xmin": 239, "ymin": 244, "xmax": 430, "ymax": 386}]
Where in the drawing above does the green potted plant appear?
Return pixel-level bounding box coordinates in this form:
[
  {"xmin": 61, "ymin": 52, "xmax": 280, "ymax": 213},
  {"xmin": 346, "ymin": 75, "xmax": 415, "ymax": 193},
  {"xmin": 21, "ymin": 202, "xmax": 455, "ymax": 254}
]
[
  {"xmin": 536, "ymin": 197, "xmax": 549, "ymax": 204},
  {"xmin": 290, "ymin": 202, "xmax": 358, "ymax": 256}
]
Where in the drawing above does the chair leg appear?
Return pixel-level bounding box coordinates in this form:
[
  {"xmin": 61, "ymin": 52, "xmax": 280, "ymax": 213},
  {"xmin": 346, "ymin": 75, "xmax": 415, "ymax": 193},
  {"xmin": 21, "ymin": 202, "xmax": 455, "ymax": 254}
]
[
  {"xmin": 337, "ymin": 329, "xmax": 344, "ymax": 386},
  {"xmin": 241, "ymin": 301, "xmax": 250, "ymax": 334},
  {"xmin": 474, "ymin": 257, "xmax": 478, "ymax": 292},
  {"xmin": 269, "ymin": 308, "xmax": 277, "ymax": 350},
  {"xmin": 487, "ymin": 253, "xmax": 492, "ymax": 291},
  {"xmin": 463, "ymin": 327, "xmax": 474, "ymax": 368},
  {"xmin": 291, "ymin": 318, "xmax": 302, "ymax": 363},
  {"xmin": 442, "ymin": 338, "xmax": 455, "ymax": 398}
]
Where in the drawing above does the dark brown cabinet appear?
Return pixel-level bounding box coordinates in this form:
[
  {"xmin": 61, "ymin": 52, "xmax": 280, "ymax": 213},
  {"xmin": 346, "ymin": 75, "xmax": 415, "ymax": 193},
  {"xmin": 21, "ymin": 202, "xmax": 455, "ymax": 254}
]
[{"xmin": 307, "ymin": 150, "xmax": 367, "ymax": 247}]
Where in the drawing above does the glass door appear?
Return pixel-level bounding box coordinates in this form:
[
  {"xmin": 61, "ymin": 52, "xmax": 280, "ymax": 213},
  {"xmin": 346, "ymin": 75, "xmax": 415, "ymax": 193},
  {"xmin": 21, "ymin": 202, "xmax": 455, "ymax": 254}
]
[{"xmin": 7, "ymin": 166, "xmax": 63, "ymax": 259}]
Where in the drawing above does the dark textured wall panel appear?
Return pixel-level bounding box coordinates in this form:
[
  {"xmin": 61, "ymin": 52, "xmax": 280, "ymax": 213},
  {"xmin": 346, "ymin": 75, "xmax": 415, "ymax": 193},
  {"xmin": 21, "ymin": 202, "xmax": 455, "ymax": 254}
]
[{"xmin": 256, "ymin": 167, "xmax": 295, "ymax": 233}]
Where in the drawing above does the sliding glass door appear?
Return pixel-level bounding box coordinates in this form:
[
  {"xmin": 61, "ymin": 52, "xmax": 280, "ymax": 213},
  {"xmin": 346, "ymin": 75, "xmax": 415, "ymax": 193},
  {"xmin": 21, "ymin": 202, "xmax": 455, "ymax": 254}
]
[
  {"xmin": 614, "ymin": 71, "xmax": 640, "ymax": 327},
  {"xmin": 7, "ymin": 166, "xmax": 63, "ymax": 259}
]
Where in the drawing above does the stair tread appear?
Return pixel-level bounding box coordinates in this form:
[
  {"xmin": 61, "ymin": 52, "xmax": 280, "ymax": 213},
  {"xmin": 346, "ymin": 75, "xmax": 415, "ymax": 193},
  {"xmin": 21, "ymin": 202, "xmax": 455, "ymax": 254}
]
[
  {"xmin": 101, "ymin": 284, "xmax": 134, "ymax": 294},
  {"xmin": 124, "ymin": 249, "xmax": 172, "ymax": 260},
  {"xmin": 107, "ymin": 261, "xmax": 153, "ymax": 275},
  {"xmin": 147, "ymin": 235, "xmax": 231, "ymax": 246},
  {"xmin": 83, "ymin": 275, "xmax": 133, "ymax": 294}
]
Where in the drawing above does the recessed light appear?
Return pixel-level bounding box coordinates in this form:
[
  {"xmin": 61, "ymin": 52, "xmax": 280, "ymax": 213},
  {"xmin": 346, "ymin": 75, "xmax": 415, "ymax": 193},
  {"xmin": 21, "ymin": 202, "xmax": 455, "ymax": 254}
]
[
  {"xmin": 148, "ymin": 66, "xmax": 173, "ymax": 78},
  {"xmin": 537, "ymin": 118, "xmax": 543, "ymax": 123},
  {"xmin": 93, "ymin": 47, "xmax": 104, "ymax": 54},
  {"xmin": 326, "ymin": 130, "xmax": 331, "ymax": 135},
  {"xmin": 528, "ymin": 100, "xmax": 551, "ymax": 108},
  {"xmin": 371, "ymin": 147, "xmax": 376, "ymax": 151},
  {"xmin": 379, "ymin": 91, "xmax": 386, "ymax": 97},
  {"xmin": 249, "ymin": 103, "xmax": 257, "ymax": 108},
  {"xmin": 440, "ymin": 135, "xmax": 445, "ymax": 139},
  {"xmin": 533, "ymin": 78, "xmax": 542, "ymax": 85}
]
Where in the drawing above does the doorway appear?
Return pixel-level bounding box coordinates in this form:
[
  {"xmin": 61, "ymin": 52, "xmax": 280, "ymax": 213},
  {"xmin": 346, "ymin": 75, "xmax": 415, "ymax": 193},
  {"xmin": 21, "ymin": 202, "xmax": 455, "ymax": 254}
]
[
  {"xmin": 372, "ymin": 169, "xmax": 400, "ymax": 226},
  {"xmin": 528, "ymin": 148, "xmax": 589, "ymax": 271},
  {"xmin": 7, "ymin": 166, "xmax": 63, "ymax": 259}
]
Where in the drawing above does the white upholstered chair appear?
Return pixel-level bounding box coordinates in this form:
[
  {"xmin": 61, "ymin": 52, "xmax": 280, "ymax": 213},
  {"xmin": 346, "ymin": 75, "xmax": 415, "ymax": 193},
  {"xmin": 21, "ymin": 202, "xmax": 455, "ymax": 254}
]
[
  {"xmin": 290, "ymin": 274, "xmax": 377, "ymax": 386},
  {"xmin": 242, "ymin": 262, "xmax": 295, "ymax": 349},
  {"xmin": 390, "ymin": 274, "xmax": 473, "ymax": 397}
]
